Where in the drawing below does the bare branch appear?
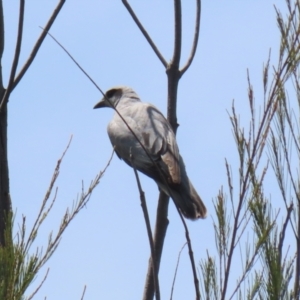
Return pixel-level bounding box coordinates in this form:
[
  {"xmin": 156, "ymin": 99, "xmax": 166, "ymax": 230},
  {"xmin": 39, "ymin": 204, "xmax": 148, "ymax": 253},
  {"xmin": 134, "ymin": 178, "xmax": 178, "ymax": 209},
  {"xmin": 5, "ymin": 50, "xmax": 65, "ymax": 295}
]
[
  {"xmin": 0, "ymin": 0, "xmax": 24, "ymax": 110},
  {"xmin": 143, "ymin": 192, "xmax": 169, "ymax": 300},
  {"xmin": 122, "ymin": 0, "xmax": 167, "ymax": 68},
  {"xmin": 178, "ymin": 210, "xmax": 200, "ymax": 300},
  {"xmin": 132, "ymin": 160, "xmax": 160, "ymax": 300},
  {"xmin": 34, "ymin": 148, "xmax": 115, "ymax": 272},
  {"xmin": 80, "ymin": 285, "xmax": 87, "ymax": 300},
  {"xmin": 27, "ymin": 268, "xmax": 50, "ymax": 300},
  {"xmin": 24, "ymin": 136, "xmax": 72, "ymax": 254},
  {"xmin": 10, "ymin": 0, "xmax": 65, "ymax": 92},
  {"xmin": 180, "ymin": 0, "xmax": 201, "ymax": 75},
  {"xmin": 118, "ymin": 2, "xmax": 202, "ymax": 299},
  {"xmin": 0, "ymin": 1, "xmax": 12, "ymax": 247},
  {"xmin": 294, "ymin": 203, "xmax": 300, "ymax": 297},
  {"xmin": 41, "ymin": 28, "xmax": 106, "ymax": 96},
  {"xmin": 0, "ymin": 1, "xmax": 4, "ymax": 63},
  {"xmin": 171, "ymin": 0, "xmax": 182, "ymax": 68},
  {"xmin": 278, "ymin": 203, "xmax": 293, "ymax": 261},
  {"xmin": 43, "ymin": 30, "xmax": 169, "ymax": 185},
  {"xmin": 170, "ymin": 243, "xmax": 187, "ymax": 300}
]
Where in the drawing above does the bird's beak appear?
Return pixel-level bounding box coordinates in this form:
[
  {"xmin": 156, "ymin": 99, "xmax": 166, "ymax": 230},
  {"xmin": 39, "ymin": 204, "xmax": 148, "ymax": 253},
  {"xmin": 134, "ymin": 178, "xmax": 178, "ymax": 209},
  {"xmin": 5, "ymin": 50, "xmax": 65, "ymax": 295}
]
[{"xmin": 93, "ymin": 97, "xmax": 108, "ymax": 109}]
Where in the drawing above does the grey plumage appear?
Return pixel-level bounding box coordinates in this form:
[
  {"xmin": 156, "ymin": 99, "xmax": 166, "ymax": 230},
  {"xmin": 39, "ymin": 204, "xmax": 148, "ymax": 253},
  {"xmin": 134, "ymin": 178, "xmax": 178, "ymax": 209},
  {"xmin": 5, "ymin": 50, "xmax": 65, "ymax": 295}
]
[{"xmin": 94, "ymin": 86, "xmax": 207, "ymax": 220}]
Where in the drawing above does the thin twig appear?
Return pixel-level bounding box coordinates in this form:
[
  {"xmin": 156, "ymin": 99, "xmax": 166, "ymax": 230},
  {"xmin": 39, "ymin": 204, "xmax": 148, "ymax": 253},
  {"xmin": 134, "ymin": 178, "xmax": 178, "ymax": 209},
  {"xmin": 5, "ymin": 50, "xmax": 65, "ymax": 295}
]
[
  {"xmin": 180, "ymin": 0, "xmax": 201, "ymax": 75},
  {"xmin": 177, "ymin": 209, "xmax": 200, "ymax": 300},
  {"xmin": 170, "ymin": 243, "xmax": 187, "ymax": 300},
  {"xmin": 34, "ymin": 148, "xmax": 115, "ymax": 273},
  {"xmin": 10, "ymin": 0, "xmax": 65, "ymax": 92},
  {"xmin": 40, "ymin": 28, "xmax": 104, "ymax": 96},
  {"xmin": 228, "ymin": 207, "xmax": 280, "ymax": 300},
  {"xmin": 121, "ymin": 0, "xmax": 167, "ymax": 68},
  {"xmin": 294, "ymin": 202, "xmax": 300, "ymax": 297},
  {"xmin": 225, "ymin": 159, "xmax": 235, "ymax": 217},
  {"xmin": 221, "ymin": 59, "xmax": 287, "ymax": 299},
  {"xmin": 80, "ymin": 285, "xmax": 87, "ymax": 300},
  {"xmin": 0, "ymin": 0, "xmax": 25, "ymax": 110},
  {"xmin": 24, "ymin": 136, "xmax": 72, "ymax": 254},
  {"xmin": 132, "ymin": 157, "xmax": 160, "ymax": 300},
  {"xmin": 278, "ymin": 203, "xmax": 293, "ymax": 261},
  {"xmin": 27, "ymin": 268, "xmax": 50, "ymax": 300},
  {"xmin": 41, "ymin": 29, "xmax": 166, "ymax": 183}
]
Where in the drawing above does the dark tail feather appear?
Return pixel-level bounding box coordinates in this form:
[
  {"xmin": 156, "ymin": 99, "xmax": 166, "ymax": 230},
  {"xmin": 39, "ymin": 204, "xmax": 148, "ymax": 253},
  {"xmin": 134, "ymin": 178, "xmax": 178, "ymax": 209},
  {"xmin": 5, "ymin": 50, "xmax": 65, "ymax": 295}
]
[
  {"xmin": 154, "ymin": 155, "xmax": 206, "ymax": 220},
  {"xmin": 186, "ymin": 180, "xmax": 207, "ymax": 219},
  {"xmin": 156, "ymin": 180, "xmax": 207, "ymax": 220},
  {"xmin": 169, "ymin": 179, "xmax": 207, "ymax": 220}
]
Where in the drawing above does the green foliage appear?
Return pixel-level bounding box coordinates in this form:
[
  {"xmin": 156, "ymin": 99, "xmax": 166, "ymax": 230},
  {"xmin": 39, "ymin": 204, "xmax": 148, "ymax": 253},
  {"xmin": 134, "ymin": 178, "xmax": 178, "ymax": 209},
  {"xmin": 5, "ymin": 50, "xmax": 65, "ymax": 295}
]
[
  {"xmin": 0, "ymin": 143, "xmax": 113, "ymax": 300},
  {"xmin": 200, "ymin": 0, "xmax": 300, "ymax": 299}
]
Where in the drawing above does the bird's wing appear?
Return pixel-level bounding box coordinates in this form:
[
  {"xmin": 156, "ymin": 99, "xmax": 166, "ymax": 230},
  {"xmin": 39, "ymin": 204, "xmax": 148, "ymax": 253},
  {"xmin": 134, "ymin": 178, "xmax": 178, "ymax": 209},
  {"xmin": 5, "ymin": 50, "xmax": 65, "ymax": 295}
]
[
  {"xmin": 107, "ymin": 102, "xmax": 181, "ymax": 184},
  {"xmin": 160, "ymin": 129, "xmax": 181, "ymax": 184},
  {"xmin": 145, "ymin": 104, "xmax": 181, "ymax": 184}
]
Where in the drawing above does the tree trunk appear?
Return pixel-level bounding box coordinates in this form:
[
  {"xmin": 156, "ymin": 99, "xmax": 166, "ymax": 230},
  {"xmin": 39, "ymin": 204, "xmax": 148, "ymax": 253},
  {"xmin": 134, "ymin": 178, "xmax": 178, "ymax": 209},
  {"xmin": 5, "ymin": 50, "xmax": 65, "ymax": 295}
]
[{"xmin": 0, "ymin": 0, "xmax": 11, "ymax": 247}]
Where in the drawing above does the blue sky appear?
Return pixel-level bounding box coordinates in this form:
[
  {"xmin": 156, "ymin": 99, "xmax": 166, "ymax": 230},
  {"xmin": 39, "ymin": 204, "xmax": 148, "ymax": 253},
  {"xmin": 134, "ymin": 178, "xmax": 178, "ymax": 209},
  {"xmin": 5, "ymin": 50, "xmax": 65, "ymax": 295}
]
[{"xmin": 3, "ymin": 1, "xmax": 288, "ymax": 299}]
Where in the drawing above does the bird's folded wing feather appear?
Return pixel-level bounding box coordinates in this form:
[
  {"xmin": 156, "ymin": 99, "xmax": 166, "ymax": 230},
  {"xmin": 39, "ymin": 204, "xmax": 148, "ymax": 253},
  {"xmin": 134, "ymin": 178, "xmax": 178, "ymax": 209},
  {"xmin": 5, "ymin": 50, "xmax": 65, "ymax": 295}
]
[
  {"xmin": 160, "ymin": 130, "xmax": 181, "ymax": 184},
  {"xmin": 146, "ymin": 104, "xmax": 181, "ymax": 184},
  {"xmin": 108, "ymin": 102, "xmax": 181, "ymax": 184}
]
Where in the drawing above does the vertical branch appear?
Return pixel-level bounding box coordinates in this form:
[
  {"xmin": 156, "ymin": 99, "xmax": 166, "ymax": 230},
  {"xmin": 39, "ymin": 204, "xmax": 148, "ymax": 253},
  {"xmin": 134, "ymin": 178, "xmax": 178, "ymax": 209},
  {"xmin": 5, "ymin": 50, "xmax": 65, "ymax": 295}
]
[
  {"xmin": 144, "ymin": 0, "xmax": 183, "ymax": 295},
  {"xmin": 166, "ymin": 0, "xmax": 182, "ymax": 133},
  {"xmin": 123, "ymin": 1, "xmax": 202, "ymax": 299},
  {"xmin": 0, "ymin": 97, "xmax": 10, "ymax": 248},
  {"xmin": 0, "ymin": 0, "xmax": 65, "ymax": 247},
  {"xmin": 143, "ymin": 192, "xmax": 169, "ymax": 300},
  {"xmin": 0, "ymin": 0, "xmax": 3, "ymax": 63},
  {"xmin": 295, "ymin": 202, "xmax": 300, "ymax": 297},
  {"xmin": 132, "ymin": 166, "xmax": 160, "ymax": 300},
  {"xmin": 171, "ymin": 0, "xmax": 182, "ymax": 69},
  {"xmin": 0, "ymin": 0, "xmax": 25, "ymax": 247},
  {"xmin": 0, "ymin": 0, "xmax": 11, "ymax": 247}
]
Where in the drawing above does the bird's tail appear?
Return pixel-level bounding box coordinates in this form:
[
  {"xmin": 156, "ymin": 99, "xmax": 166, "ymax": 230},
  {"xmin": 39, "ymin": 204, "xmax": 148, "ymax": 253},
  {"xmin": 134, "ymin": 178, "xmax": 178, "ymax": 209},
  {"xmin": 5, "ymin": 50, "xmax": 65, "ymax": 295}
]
[
  {"xmin": 154, "ymin": 155, "xmax": 206, "ymax": 220},
  {"xmin": 157, "ymin": 177, "xmax": 207, "ymax": 220},
  {"xmin": 170, "ymin": 179, "xmax": 207, "ymax": 220}
]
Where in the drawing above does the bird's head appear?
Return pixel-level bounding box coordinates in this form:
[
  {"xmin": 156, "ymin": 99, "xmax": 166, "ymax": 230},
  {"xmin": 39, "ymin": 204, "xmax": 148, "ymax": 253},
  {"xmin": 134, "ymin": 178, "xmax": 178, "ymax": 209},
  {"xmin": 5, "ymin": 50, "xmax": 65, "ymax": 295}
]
[{"xmin": 94, "ymin": 86, "xmax": 138, "ymax": 109}]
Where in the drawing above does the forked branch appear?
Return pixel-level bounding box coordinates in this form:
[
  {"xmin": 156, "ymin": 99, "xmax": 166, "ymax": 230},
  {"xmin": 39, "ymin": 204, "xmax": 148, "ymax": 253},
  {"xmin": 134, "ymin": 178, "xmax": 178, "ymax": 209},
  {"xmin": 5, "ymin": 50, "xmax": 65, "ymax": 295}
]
[
  {"xmin": 0, "ymin": 0, "xmax": 25, "ymax": 110},
  {"xmin": 8, "ymin": 0, "xmax": 65, "ymax": 95},
  {"xmin": 121, "ymin": 1, "xmax": 202, "ymax": 300}
]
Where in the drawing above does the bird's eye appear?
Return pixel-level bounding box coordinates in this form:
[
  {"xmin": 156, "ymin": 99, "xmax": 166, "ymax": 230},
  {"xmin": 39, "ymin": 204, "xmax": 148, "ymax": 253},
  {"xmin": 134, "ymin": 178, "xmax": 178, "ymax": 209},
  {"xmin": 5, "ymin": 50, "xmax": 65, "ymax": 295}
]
[{"xmin": 106, "ymin": 89, "xmax": 117, "ymax": 98}]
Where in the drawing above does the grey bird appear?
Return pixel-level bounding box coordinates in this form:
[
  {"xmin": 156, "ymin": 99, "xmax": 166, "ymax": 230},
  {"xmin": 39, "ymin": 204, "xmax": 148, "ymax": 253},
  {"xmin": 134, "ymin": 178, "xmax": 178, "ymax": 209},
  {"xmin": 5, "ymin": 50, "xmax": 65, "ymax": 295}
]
[{"xmin": 94, "ymin": 86, "xmax": 207, "ymax": 220}]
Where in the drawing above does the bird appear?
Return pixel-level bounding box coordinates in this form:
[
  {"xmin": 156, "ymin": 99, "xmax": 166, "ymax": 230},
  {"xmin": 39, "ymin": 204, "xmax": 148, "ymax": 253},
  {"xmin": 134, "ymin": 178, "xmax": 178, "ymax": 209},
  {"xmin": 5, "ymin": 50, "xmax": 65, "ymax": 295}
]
[{"xmin": 94, "ymin": 86, "xmax": 207, "ymax": 220}]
